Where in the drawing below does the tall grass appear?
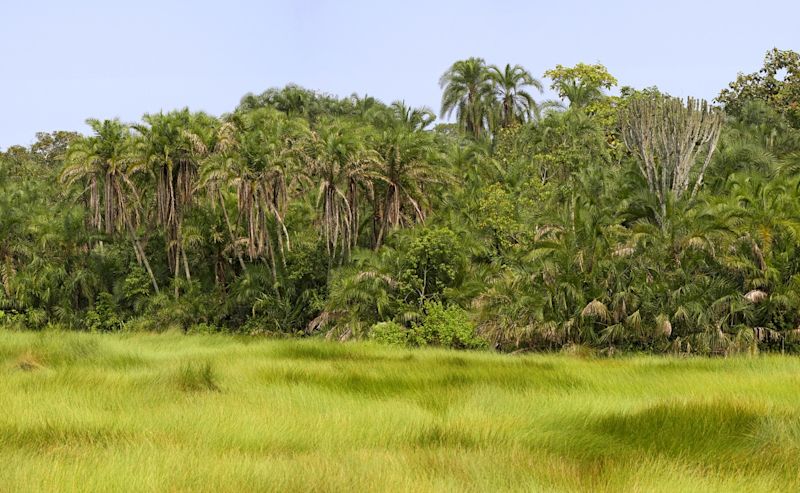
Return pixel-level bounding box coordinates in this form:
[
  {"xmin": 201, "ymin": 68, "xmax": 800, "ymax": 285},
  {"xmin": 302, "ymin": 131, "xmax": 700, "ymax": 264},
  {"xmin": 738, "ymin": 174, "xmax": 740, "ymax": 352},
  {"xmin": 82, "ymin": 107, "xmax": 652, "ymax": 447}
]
[{"xmin": 1, "ymin": 329, "xmax": 799, "ymax": 492}]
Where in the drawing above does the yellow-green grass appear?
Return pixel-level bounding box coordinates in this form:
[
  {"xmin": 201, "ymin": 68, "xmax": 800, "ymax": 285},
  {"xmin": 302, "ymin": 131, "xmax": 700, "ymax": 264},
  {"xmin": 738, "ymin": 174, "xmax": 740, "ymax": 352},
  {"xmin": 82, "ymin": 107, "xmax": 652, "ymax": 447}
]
[{"xmin": 2, "ymin": 330, "xmax": 800, "ymax": 492}]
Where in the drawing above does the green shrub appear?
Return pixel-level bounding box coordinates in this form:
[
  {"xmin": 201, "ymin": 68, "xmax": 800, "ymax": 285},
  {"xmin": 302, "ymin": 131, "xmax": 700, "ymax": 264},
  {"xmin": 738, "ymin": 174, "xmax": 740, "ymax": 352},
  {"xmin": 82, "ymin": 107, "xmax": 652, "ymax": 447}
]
[
  {"xmin": 187, "ymin": 322, "xmax": 221, "ymax": 335},
  {"xmin": 0, "ymin": 311, "xmax": 28, "ymax": 331},
  {"xmin": 398, "ymin": 227, "xmax": 466, "ymax": 306},
  {"xmin": 369, "ymin": 321, "xmax": 410, "ymax": 346},
  {"xmin": 85, "ymin": 293, "xmax": 123, "ymax": 332},
  {"xmin": 121, "ymin": 266, "xmax": 153, "ymax": 314},
  {"xmin": 413, "ymin": 302, "xmax": 486, "ymax": 349}
]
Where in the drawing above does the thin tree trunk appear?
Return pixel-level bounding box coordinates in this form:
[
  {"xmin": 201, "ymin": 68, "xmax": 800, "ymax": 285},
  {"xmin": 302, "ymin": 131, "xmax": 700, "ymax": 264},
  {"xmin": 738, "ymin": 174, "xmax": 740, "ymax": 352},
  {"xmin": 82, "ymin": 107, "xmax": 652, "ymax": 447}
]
[
  {"xmin": 182, "ymin": 244, "xmax": 191, "ymax": 282},
  {"xmin": 222, "ymin": 190, "xmax": 247, "ymax": 270},
  {"xmin": 125, "ymin": 217, "xmax": 159, "ymax": 294},
  {"xmin": 174, "ymin": 241, "xmax": 181, "ymax": 299}
]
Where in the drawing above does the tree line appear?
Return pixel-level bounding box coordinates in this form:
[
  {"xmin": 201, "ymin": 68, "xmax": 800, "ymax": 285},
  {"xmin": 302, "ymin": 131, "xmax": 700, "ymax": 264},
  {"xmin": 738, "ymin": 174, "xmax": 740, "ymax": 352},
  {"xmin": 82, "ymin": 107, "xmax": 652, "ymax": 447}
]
[{"xmin": 2, "ymin": 48, "xmax": 800, "ymax": 355}]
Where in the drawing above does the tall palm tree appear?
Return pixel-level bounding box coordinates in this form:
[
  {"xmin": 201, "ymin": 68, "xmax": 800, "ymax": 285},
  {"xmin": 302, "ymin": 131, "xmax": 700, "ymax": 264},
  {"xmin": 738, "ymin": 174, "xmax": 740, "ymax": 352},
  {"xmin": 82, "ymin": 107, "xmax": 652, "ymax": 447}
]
[
  {"xmin": 201, "ymin": 108, "xmax": 309, "ymax": 284},
  {"xmin": 134, "ymin": 110, "xmax": 216, "ymax": 295},
  {"xmin": 307, "ymin": 119, "xmax": 376, "ymax": 260},
  {"xmin": 487, "ymin": 64, "xmax": 543, "ymax": 128},
  {"xmin": 372, "ymin": 127, "xmax": 442, "ymax": 247},
  {"xmin": 439, "ymin": 58, "xmax": 493, "ymax": 139},
  {"xmin": 0, "ymin": 179, "xmax": 30, "ymax": 306},
  {"xmin": 61, "ymin": 119, "xmax": 159, "ymax": 293}
]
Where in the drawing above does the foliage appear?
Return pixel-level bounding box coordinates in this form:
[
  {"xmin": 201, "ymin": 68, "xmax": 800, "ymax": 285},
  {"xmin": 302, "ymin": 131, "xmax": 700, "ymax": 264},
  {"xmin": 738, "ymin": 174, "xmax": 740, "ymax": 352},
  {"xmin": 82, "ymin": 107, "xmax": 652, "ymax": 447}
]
[
  {"xmin": 717, "ymin": 48, "xmax": 800, "ymax": 126},
  {"xmin": 412, "ymin": 301, "xmax": 485, "ymax": 349},
  {"xmin": 398, "ymin": 227, "xmax": 467, "ymax": 305},
  {"xmin": 368, "ymin": 321, "xmax": 410, "ymax": 346},
  {"xmin": 544, "ymin": 62, "xmax": 618, "ymax": 108},
  {"xmin": 3, "ymin": 51, "xmax": 800, "ymax": 354},
  {"xmin": 84, "ymin": 292, "xmax": 123, "ymax": 332}
]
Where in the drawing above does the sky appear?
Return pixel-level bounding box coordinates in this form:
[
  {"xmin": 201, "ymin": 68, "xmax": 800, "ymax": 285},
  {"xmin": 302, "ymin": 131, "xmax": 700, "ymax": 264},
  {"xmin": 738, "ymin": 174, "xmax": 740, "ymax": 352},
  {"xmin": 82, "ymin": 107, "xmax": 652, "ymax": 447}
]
[{"xmin": 1, "ymin": 0, "xmax": 798, "ymax": 149}]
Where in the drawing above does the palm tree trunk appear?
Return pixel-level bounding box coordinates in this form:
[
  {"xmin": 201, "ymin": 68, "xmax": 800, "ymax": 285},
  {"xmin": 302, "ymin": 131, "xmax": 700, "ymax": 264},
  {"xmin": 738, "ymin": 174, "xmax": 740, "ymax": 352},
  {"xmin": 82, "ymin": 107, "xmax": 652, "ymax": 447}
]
[
  {"xmin": 219, "ymin": 191, "xmax": 246, "ymax": 271},
  {"xmin": 125, "ymin": 217, "xmax": 159, "ymax": 294},
  {"xmin": 182, "ymin": 244, "xmax": 191, "ymax": 282},
  {"xmin": 177, "ymin": 220, "xmax": 191, "ymax": 283},
  {"xmin": 174, "ymin": 235, "xmax": 181, "ymax": 299},
  {"xmin": 375, "ymin": 185, "xmax": 398, "ymax": 249}
]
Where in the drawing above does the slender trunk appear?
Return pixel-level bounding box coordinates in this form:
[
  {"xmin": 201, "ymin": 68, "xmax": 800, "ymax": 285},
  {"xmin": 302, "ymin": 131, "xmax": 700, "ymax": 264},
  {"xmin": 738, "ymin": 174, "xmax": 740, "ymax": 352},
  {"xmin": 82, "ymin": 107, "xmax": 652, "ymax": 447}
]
[
  {"xmin": 349, "ymin": 178, "xmax": 358, "ymax": 250},
  {"xmin": 182, "ymin": 244, "xmax": 191, "ymax": 282},
  {"xmin": 375, "ymin": 186, "xmax": 396, "ymax": 249},
  {"xmin": 221, "ymin": 190, "xmax": 247, "ymax": 271},
  {"xmin": 174, "ymin": 241, "xmax": 181, "ymax": 299},
  {"xmin": 265, "ymin": 238, "xmax": 280, "ymax": 299},
  {"xmin": 176, "ymin": 220, "xmax": 191, "ymax": 283},
  {"xmin": 125, "ymin": 217, "xmax": 159, "ymax": 294}
]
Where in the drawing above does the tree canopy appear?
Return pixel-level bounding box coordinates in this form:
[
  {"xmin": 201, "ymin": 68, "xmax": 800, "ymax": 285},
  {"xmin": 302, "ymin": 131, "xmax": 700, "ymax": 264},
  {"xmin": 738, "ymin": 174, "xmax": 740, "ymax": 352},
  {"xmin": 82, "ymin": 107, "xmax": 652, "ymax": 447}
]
[{"xmin": 3, "ymin": 48, "xmax": 800, "ymax": 355}]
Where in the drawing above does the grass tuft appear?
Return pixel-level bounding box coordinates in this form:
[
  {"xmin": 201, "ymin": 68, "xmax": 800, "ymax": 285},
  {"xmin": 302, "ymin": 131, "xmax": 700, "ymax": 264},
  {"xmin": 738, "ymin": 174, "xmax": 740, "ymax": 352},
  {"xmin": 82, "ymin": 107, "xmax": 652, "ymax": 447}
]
[
  {"xmin": 176, "ymin": 361, "xmax": 220, "ymax": 392},
  {"xmin": 591, "ymin": 400, "xmax": 762, "ymax": 461}
]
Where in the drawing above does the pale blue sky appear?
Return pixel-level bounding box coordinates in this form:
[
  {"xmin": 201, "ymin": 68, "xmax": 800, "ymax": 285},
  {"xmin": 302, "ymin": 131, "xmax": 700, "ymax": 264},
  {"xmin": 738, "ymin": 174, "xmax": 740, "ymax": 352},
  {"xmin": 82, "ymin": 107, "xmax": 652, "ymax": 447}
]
[{"xmin": 1, "ymin": 0, "xmax": 798, "ymax": 149}]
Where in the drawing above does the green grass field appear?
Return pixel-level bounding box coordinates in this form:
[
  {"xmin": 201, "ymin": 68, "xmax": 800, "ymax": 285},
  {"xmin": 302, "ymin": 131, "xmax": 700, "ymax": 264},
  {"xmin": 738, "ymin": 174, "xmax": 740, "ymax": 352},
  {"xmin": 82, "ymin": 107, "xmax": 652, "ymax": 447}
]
[{"xmin": 2, "ymin": 330, "xmax": 800, "ymax": 492}]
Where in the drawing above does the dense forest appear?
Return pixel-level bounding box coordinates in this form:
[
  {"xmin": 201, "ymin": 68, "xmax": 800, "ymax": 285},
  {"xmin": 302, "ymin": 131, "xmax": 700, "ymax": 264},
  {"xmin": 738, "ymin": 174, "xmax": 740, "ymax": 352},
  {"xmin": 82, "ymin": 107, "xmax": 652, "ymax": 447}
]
[{"xmin": 2, "ymin": 48, "xmax": 800, "ymax": 355}]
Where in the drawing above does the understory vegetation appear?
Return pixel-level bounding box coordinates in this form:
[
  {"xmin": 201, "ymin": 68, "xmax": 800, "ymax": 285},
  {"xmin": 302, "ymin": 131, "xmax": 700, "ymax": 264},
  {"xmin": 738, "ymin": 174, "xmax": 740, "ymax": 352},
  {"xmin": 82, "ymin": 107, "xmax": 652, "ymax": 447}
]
[
  {"xmin": 2, "ymin": 331, "xmax": 800, "ymax": 492},
  {"xmin": 3, "ymin": 49, "xmax": 800, "ymax": 354}
]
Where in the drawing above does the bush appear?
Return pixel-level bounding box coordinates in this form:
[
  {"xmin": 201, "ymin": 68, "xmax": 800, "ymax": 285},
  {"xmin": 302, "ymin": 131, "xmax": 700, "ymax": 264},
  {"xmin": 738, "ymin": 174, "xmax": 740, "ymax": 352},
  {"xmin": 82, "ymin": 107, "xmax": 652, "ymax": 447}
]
[
  {"xmin": 398, "ymin": 227, "xmax": 466, "ymax": 305},
  {"xmin": 187, "ymin": 323, "xmax": 222, "ymax": 335},
  {"xmin": 369, "ymin": 321, "xmax": 410, "ymax": 346},
  {"xmin": 413, "ymin": 302, "xmax": 486, "ymax": 349},
  {"xmin": 84, "ymin": 293, "xmax": 123, "ymax": 332}
]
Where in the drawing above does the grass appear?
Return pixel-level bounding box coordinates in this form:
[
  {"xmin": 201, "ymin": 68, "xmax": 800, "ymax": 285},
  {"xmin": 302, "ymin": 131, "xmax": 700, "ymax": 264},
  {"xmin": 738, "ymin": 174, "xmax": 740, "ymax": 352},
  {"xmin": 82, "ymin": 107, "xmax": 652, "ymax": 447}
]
[{"xmin": 1, "ymin": 330, "xmax": 800, "ymax": 492}]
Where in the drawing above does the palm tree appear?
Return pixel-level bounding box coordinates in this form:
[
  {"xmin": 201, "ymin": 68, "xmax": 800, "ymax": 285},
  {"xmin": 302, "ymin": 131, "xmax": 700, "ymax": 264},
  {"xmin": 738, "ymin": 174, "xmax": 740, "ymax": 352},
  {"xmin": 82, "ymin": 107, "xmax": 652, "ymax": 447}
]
[
  {"xmin": 389, "ymin": 101, "xmax": 436, "ymax": 131},
  {"xmin": 312, "ymin": 247, "xmax": 403, "ymax": 337},
  {"xmin": 201, "ymin": 108, "xmax": 309, "ymax": 284},
  {"xmin": 372, "ymin": 127, "xmax": 442, "ymax": 247},
  {"xmin": 350, "ymin": 94, "xmax": 384, "ymax": 120},
  {"xmin": 439, "ymin": 58, "xmax": 493, "ymax": 139},
  {"xmin": 558, "ymin": 81, "xmax": 605, "ymax": 109},
  {"xmin": 307, "ymin": 119, "xmax": 376, "ymax": 260},
  {"xmin": 0, "ymin": 179, "xmax": 31, "ymax": 308},
  {"xmin": 61, "ymin": 119, "xmax": 159, "ymax": 293},
  {"xmin": 487, "ymin": 64, "xmax": 543, "ymax": 128},
  {"xmin": 134, "ymin": 109, "xmax": 216, "ymax": 296}
]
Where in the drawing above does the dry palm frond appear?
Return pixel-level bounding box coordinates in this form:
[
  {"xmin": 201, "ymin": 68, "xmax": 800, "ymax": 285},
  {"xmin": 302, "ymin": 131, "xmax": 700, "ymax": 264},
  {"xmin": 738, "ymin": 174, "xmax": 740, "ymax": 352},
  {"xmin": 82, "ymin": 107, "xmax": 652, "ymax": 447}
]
[
  {"xmin": 355, "ymin": 271, "xmax": 398, "ymax": 288},
  {"xmin": 581, "ymin": 299, "xmax": 609, "ymax": 322},
  {"xmin": 182, "ymin": 129, "xmax": 208, "ymax": 155},
  {"xmin": 626, "ymin": 310, "xmax": 643, "ymax": 332},
  {"xmin": 612, "ymin": 245, "xmax": 635, "ymax": 258},
  {"xmin": 656, "ymin": 314, "xmax": 672, "ymax": 338},
  {"xmin": 538, "ymin": 321, "xmax": 562, "ymax": 344},
  {"xmin": 673, "ymin": 305, "xmax": 691, "ymax": 324},
  {"xmin": 562, "ymin": 318, "xmax": 576, "ymax": 338},
  {"xmin": 327, "ymin": 327, "xmax": 353, "ymax": 342},
  {"xmin": 307, "ymin": 310, "xmax": 336, "ymax": 334},
  {"xmin": 534, "ymin": 225, "xmax": 563, "ymax": 241},
  {"xmin": 744, "ymin": 289, "xmax": 768, "ymax": 303},
  {"xmin": 753, "ymin": 326, "xmax": 781, "ymax": 343},
  {"xmin": 214, "ymin": 121, "xmax": 238, "ymax": 153},
  {"xmin": 684, "ymin": 236, "xmax": 711, "ymax": 252}
]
